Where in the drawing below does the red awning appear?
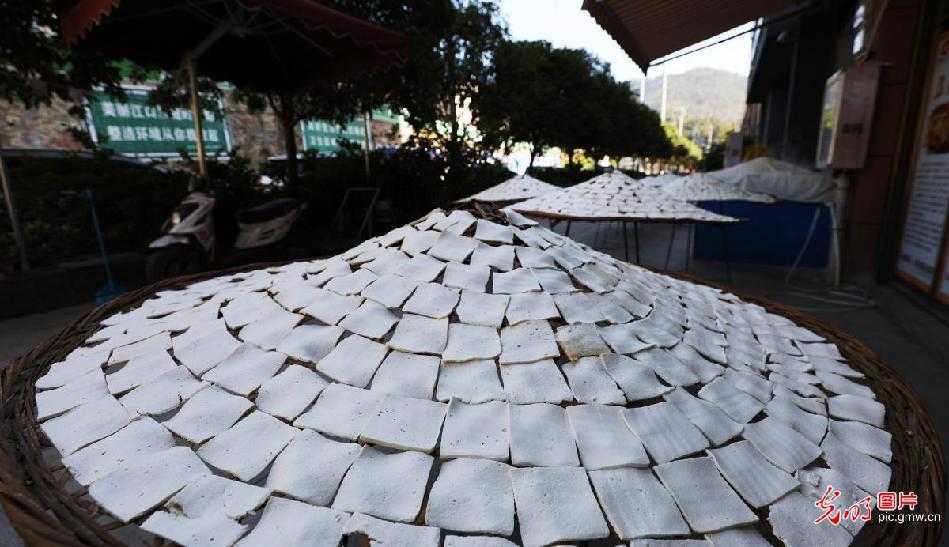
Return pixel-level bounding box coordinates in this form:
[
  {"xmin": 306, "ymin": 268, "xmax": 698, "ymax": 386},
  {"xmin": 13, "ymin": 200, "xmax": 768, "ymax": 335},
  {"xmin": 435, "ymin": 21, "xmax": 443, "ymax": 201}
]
[
  {"xmin": 60, "ymin": 0, "xmax": 410, "ymax": 90},
  {"xmin": 582, "ymin": 0, "xmax": 798, "ymax": 71}
]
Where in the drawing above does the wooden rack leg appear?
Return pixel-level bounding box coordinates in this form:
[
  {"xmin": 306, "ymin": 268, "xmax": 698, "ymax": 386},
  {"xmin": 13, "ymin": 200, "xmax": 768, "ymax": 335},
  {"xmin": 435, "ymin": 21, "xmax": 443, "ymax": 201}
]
[
  {"xmin": 634, "ymin": 222, "xmax": 641, "ymax": 264},
  {"xmin": 665, "ymin": 224, "xmax": 677, "ymax": 270},
  {"xmin": 622, "ymin": 221, "xmax": 630, "ymax": 262}
]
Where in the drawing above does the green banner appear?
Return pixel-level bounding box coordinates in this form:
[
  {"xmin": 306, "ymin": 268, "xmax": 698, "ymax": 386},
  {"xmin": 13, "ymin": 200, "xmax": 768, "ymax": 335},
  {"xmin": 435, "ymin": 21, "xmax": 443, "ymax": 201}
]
[
  {"xmin": 87, "ymin": 87, "xmax": 230, "ymax": 157},
  {"xmin": 301, "ymin": 108, "xmax": 401, "ymax": 154}
]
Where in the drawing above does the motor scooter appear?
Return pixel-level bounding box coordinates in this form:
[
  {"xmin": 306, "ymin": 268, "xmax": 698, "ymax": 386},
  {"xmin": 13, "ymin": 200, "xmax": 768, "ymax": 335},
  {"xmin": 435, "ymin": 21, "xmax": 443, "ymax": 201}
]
[{"xmin": 146, "ymin": 189, "xmax": 306, "ymax": 282}]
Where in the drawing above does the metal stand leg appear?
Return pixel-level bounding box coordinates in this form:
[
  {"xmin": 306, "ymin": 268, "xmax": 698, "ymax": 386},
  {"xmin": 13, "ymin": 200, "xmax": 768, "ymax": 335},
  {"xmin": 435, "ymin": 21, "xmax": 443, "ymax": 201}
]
[
  {"xmin": 622, "ymin": 221, "xmax": 629, "ymax": 262},
  {"xmin": 565, "ymin": 220, "xmax": 572, "ymax": 237},
  {"xmin": 593, "ymin": 221, "xmax": 601, "ymax": 245},
  {"xmin": 634, "ymin": 222, "xmax": 641, "ymax": 264},
  {"xmin": 664, "ymin": 224, "xmax": 677, "ymax": 270},
  {"xmin": 720, "ymin": 224, "xmax": 733, "ymax": 286}
]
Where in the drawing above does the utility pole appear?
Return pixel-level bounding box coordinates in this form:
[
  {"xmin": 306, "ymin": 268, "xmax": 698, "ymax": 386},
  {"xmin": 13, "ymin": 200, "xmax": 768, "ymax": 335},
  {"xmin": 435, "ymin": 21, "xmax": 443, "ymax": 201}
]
[
  {"xmin": 660, "ymin": 66, "xmax": 668, "ymax": 122},
  {"xmin": 677, "ymin": 108, "xmax": 685, "ymax": 135},
  {"xmin": 707, "ymin": 124, "xmax": 715, "ymax": 149},
  {"xmin": 640, "ymin": 73, "xmax": 646, "ymax": 103}
]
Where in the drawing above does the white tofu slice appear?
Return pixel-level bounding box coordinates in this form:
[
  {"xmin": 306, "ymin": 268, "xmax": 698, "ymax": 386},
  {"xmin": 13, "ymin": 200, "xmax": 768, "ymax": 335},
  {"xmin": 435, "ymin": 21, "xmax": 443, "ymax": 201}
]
[
  {"xmin": 473, "ymin": 219, "xmax": 515, "ymax": 244},
  {"xmin": 498, "ymin": 320, "xmax": 559, "ymax": 364},
  {"xmin": 272, "ymin": 280, "xmax": 324, "ymax": 312},
  {"xmin": 768, "ymin": 491, "xmax": 853, "ymax": 547},
  {"xmin": 141, "ymin": 511, "xmax": 246, "ymax": 547},
  {"xmin": 508, "ymin": 403, "xmax": 579, "ymax": 467},
  {"xmin": 120, "ymin": 366, "xmax": 205, "ymax": 416},
  {"xmin": 598, "ymin": 323, "xmax": 653, "ymax": 355},
  {"xmin": 492, "ymin": 268, "xmax": 541, "ymax": 293},
  {"xmin": 516, "ymin": 246, "xmax": 556, "ymax": 269},
  {"xmin": 742, "ymin": 417, "xmax": 822, "ymax": 473},
  {"xmin": 428, "ymin": 232, "xmax": 479, "ymax": 262},
  {"xmin": 344, "ymin": 512, "xmax": 440, "ymax": 547},
  {"xmin": 360, "ymin": 395, "xmax": 448, "ymax": 453},
  {"xmin": 109, "ymin": 332, "xmax": 173, "ymax": 364},
  {"xmin": 332, "ymin": 447, "xmax": 434, "ymax": 522},
  {"xmin": 471, "ymin": 244, "xmax": 516, "ymax": 271},
  {"xmin": 163, "ymin": 385, "xmax": 253, "ymax": 444},
  {"xmin": 510, "ymin": 466, "xmax": 609, "ymax": 546},
  {"xmin": 88, "ymin": 447, "xmax": 209, "ymax": 522},
  {"xmin": 361, "ymin": 274, "xmax": 418, "ymax": 307},
  {"xmin": 315, "ymin": 334, "xmax": 387, "ymax": 388},
  {"xmin": 796, "ymin": 466, "xmax": 873, "ymax": 537},
  {"xmin": 36, "ymin": 369, "xmax": 109, "ymax": 420},
  {"xmin": 698, "ymin": 377, "xmax": 765, "ymax": 423},
  {"xmin": 36, "ymin": 347, "xmax": 109, "ymax": 389},
  {"xmin": 396, "ymin": 254, "xmax": 447, "ymax": 282},
  {"xmin": 456, "ymin": 290, "xmax": 509, "ymax": 328},
  {"xmin": 400, "ymin": 229, "xmax": 440, "ymax": 256},
  {"xmin": 560, "ymin": 357, "xmax": 625, "ymax": 404},
  {"xmin": 62, "ymin": 417, "xmax": 174, "ymax": 485},
  {"xmin": 403, "ymin": 282, "xmax": 460, "ymax": 318},
  {"xmin": 238, "ymin": 308, "xmax": 303, "ymax": 350},
  {"xmin": 623, "ymin": 402, "xmax": 709, "ymax": 464},
  {"xmin": 440, "ymin": 399, "xmax": 509, "ymax": 460},
  {"xmin": 275, "ymin": 324, "xmax": 343, "ymax": 364},
  {"xmin": 553, "ymin": 292, "xmax": 605, "ymax": 323},
  {"xmin": 827, "ymin": 419, "xmax": 892, "ymax": 462},
  {"xmin": 266, "ymin": 429, "xmax": 361, "ymax": 505},
  {"xmin": 236, "ymin": 497, "xmax": 348, "ymax": 547},
  {"xmin": 654, "ymin": 456, "xmax": 757, "ymax": 533},
  {"xmin": 174, "ymin": 326, "xmax": 242, "ymax": 375},
  {"xmin": 41, "ymin": 395, "xmax": 131, "ymax": 456},
  {"xmin": 254, "ymin": 365, "xmax": 326, "ymax": 420},
  {"xmin": 338, "ymin": 300, "xmax": 399, "ymax": 339},
  {"xmin": 559, "ymin": 317, "xmax": 614, "ymax": 359},
  {"xmin": 295, "ymin": 383, "xmax": 382, "ymax": 440},
  {"xmin": 221, "ymin": 293, "xmax": 283, "ymax": 329},
  {"xmin": 443, "ymin": 262, "xmax": 490, "ymax": 292},
  {"xmin": 505, "ymin": 292, "xmax": 560, "ymax": 324},
  {"xmin": 708, "ymin": 440, "xmax": 799, "ymax": 508},
  {"xmin": 600, "ymin": 353, "xmax": 672, "ymax": 401},
  {"xmin": 500, "ymin": 360, "xmax": 573, "ymax": 404},
  {"xmin": 388, "ymin": 314, "xmax": 448, "ymax": 354},
  {"xmin": 827, "ymin": 394, "xmax": 885, "ymax": 427},
  {"xmin": 566, "ymin": 404, "xmax": 648, "ymax": 469},
  {"xmin": 633, "ymin": 348, "xmax": 699, "ymax": 387},
  {"xmin": 588, "ymin": 467, "xmax": 690, "ymax": 540},
  {"xmin": 773, "ymin": 384, "xmax": 827, "ymax": 415},
  {"xmin": 723, "ymin": 368, "xmax": 772, "ymax": 404},
  {"xmin": 815, "ymin": 371, "xmax": 874, "ymax": 399},
  {"xmin": 300, "ymin": 289, "xmax": 363, "ymax": 325},
  {"xmin": 436, "ymin": 360, "xmax": 505, "ymax": 403},
  {"xmin": 169, "ymin": 474, "xmax": 270, "ymax": 519},
  {"xmin": 684, "ymin": 326, "xmax": 727, "ymax": 363},
  {"xmin": 571, "ymin": 264, "xmax": 617, "ymax": 293},
  {"xmin": 765, "ymin": 396, "xmax": 828, "ymax": 445},
  {"xmin": 607, "ymin": 290, "xmax": 651, "ymax": 317},
  {"xmin": 370, "ymin": 351, "xmax": 440, "ymax": 399},
  {"xmin": 705, "ymin": 526, "xmax": 771, "ymax": 547},
  {"xmin": 444, "ymin": 536, "xmax": 518, "ymax": 547},
  {"xmin": 443, "ymin": 323, "xmax": 502, "ymax": 362},
  {"xmin": 798, "ymin": 341, "xmax": 844, "ymax": 360},
  {"xmin": 530, "ymin": 268, "xmax": 577, "ymax": 294},
  {"xmin": 426, "ymin": 458, "xmax": 514, "ymax": 534},
  {"xmin": 664, "ymin": 388, "xmax": 743, "ymax": 446},
  {"xmin": 324, "ymin": 268, "xmax": 378, "ymax": 295},
  {"xmin": 202, "ymin": 344, "xmax": 285, "ymax": 396},
  {"xmin": 307, "ymin": 260, "xmax": 351, "ymax": 287},
  {"xmin": 820, "ymin": 432, "xmax": 892, "ymax": 494},
  {"xmin": 105, "ymin": 352, "xmax": 177, "ymax": 395},
  {"xmin": 197, "ymin": 410, "xmax": 297, "ymax": 481}
]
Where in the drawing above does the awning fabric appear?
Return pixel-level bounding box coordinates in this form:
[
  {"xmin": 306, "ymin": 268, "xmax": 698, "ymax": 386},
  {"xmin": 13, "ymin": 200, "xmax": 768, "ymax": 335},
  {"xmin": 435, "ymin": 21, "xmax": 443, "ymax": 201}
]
[
  {"xmin": 582, "ymin": 0, "xmax": 797, "ymax": 71},
  {"xmin": 60, "ymin": 0, "xmax": 410, "ymax": 91}
]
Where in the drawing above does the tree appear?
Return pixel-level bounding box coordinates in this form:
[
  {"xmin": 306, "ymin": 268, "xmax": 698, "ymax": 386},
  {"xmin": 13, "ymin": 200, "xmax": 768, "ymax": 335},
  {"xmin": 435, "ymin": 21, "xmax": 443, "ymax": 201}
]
[{"xmin": 0, "ymin": 1, "xmax": 125, "ymax": 108}]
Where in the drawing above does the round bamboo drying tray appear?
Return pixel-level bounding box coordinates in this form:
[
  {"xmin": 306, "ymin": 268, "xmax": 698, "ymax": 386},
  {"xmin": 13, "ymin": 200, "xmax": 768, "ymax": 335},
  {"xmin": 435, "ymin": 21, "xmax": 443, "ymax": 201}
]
[{"xmin": 0, "ymin": 261, "xmax": 942, "ymax": 546}]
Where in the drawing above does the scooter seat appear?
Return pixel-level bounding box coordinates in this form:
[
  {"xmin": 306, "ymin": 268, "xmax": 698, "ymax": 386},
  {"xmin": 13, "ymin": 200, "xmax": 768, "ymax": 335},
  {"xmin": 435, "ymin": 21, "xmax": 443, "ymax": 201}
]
[{"xmin": 235, "ymin": 198, "xmax": 304, "ymax": 224}]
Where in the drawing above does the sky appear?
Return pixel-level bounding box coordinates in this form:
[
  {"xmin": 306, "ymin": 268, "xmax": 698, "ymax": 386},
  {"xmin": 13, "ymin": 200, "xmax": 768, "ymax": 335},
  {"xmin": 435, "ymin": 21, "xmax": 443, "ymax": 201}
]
[{"xmin": 495, "ymin": 0, "xmax": 754, "ymax": 83}]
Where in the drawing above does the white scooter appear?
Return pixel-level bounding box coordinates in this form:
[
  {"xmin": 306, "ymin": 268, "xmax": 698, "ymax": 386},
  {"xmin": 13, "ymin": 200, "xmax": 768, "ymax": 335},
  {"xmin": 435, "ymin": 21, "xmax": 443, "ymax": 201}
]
[{"xmin": 146, "ymin": 190, "xmax": 306, "ymax": 282}]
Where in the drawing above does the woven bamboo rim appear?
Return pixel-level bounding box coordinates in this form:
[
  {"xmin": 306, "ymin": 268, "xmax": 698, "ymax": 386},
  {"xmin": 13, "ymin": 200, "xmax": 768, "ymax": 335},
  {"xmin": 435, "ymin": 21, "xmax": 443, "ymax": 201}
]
[{"xmin": 0, "ymin": 258, "xmax": 943, "ymax": 546}]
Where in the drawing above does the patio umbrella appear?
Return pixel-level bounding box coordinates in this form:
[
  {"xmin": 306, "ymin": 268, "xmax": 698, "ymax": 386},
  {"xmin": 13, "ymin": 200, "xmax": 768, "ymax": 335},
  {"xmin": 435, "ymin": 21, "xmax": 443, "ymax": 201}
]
[{"xmin": 61, "ymin": 0, "xmax": 409, "ymax": 175}]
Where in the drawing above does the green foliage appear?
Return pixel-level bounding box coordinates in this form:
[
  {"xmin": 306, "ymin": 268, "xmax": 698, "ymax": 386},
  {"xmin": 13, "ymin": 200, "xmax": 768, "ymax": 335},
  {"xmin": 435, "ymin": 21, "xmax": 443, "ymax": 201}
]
[
  {"xmin": 662, "ymin": 122, "xmax": 703, "ymax": 160},
  {"xmin": 0, "ymin": 154, "xmax": 189, "ymax": 272}
]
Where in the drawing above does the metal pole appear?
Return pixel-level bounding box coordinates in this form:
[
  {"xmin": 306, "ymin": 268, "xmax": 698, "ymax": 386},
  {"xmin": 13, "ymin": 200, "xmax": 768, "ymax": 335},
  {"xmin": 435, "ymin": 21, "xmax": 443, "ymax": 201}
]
[
  {"xmin": 665, "ymin": 224, "xmax": 677, "ymax": 270},
  {"xmin": 185, "ymin": 55, "xmax": 207, "ymax": 179},
  {"xmin": 564, "ymin": 220, "xmax": 572, "ymax": 237},
  {"xmin": 634, "ymin": 222, "xmax": 641, "ymax": 264},
  {"xmin": 622, "ymin": 221, "xmax": 629, "ymax": 262},
  {"xmin": 0, "ymin": 142, "xmax": 29, "ymax": 271},
  {"xmin": 85, "ymin": 190, "xmax": 114, "ymax": 287}
]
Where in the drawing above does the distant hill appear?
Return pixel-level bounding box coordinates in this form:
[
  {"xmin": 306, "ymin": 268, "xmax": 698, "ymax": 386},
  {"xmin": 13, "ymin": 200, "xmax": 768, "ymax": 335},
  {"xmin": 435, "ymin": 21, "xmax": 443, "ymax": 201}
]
[{"xmin": 639, "ymin": 67, "xmax": 747, "ymax": 125}]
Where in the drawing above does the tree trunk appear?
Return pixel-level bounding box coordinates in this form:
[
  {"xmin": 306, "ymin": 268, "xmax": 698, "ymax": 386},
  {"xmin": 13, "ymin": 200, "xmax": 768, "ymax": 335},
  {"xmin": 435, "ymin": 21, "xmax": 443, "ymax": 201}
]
[
  {"xmin": 279, "ymin": 94, "xmax": 299, "ymax": 186},
  {"xmin": 528, "ymin": 144, "xmax": 538, "ymax": 168},
  {"xmin": 567, "ymin": 148, "xmax": 575, "ymax": 169}
]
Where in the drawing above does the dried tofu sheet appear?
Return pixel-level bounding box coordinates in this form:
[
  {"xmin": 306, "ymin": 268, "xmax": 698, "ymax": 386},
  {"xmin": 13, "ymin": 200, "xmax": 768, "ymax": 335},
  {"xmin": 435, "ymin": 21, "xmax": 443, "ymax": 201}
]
[{"xmin": 36, "ymin": 207, "xmax": 887, "ymax": 546}]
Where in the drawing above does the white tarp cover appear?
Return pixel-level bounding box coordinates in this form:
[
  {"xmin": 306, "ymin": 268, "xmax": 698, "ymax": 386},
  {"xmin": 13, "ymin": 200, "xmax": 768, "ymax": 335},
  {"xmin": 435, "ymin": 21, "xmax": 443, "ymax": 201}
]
[{"xmin": 703, "ymin": 158, "xmax": 835, "ymax": 204}]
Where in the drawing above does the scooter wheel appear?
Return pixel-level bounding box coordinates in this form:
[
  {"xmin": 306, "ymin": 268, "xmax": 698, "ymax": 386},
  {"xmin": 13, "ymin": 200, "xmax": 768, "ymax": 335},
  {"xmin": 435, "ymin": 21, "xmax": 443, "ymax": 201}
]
[{"xmin": 145, "ymin": 244, "xmax": 203, "ymax": 283}]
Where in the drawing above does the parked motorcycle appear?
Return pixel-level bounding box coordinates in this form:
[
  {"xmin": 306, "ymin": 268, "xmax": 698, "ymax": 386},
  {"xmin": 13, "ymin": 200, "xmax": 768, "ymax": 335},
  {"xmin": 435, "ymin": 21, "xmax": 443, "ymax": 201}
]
[{"xmin": 145, "ymin": 190, "xmax": 306, "ymax": 282}]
